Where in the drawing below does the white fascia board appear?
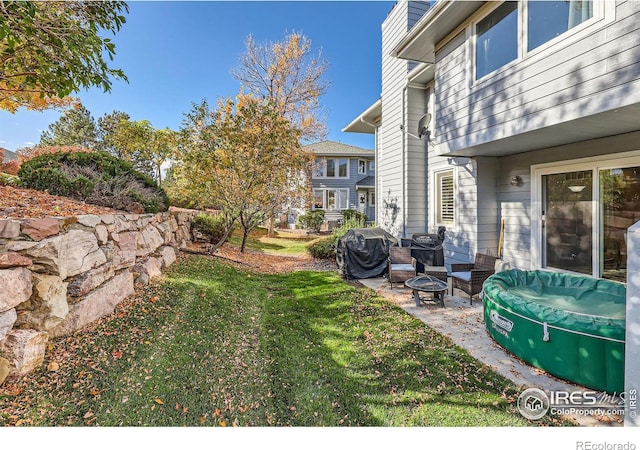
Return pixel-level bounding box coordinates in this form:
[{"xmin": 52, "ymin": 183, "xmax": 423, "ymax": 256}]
[{"xmin": 342, "ymin": 98, "xmax": 382, "ymax": 134}]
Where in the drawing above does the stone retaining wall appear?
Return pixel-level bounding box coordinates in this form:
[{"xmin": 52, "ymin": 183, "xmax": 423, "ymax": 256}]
[{"xmin": 0, "ymin": 209, "xmax": 197, "ymax": 384}]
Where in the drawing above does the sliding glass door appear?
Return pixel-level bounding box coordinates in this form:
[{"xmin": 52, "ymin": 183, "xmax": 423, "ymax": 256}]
[
  {"xmin": 543, "ymin": 170, "xmax": 593, "ymax": 274},
  {"xmin": 535, "ymin": 157, "xmax": 640, "ymax": 282},
  {"xmin": 600, "ymin": 166, "xmax": 640, "ymax": 282}
]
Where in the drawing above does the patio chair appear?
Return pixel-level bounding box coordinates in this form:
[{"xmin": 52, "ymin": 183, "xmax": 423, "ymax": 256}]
[
  {"xmin": 388, "ymin": 246, "xmax": 416, "ymax": 289},
  {"xmin": 450, "ymin": 253, "xmax": 498, "ymax": 304}
]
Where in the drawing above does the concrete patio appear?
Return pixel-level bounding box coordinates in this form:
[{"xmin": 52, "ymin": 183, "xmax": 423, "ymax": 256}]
[{"xmin": 356, "ymin": 276, "xmax": 622, "ymax": 427}]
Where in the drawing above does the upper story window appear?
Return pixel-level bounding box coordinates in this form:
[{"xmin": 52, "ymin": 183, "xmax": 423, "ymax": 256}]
[
  {"xmin": 314, "ymin": 157, "xmax": 349, "ymax": 178},
  {"xmin": 358, "ymin": 159, "xmax": 366, "ymax": 175},
  {"xmin": 475, "ymin": 1, "xmax": 596, "ymax": 80},
  {"xmin": 476, "ymin": 1, "xmax": 518, "ymax": 80},
  {"xmin": 527, "ymin": 1, "xmax": 593, "ymax": 51},
  {"xmin": 369, "ymin": 161, "xmax": 375, "ymax": 171}
]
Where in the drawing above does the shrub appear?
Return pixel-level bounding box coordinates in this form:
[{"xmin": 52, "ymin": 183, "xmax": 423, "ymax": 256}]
[
  {"xmin": 17, "ymin": 151, "xmax": 169, "ymax": 213},
  {"xmin": 298, "ymin": 209, "xmax": 325, "ymax": 233},
  {"xmin": 0, "ymin": 173, "xmax": 20, "ymax": 186},
  {"xmin": 308, "ymin": 216, "xmax": 373, "ymax": 260},
  {"xmin": 192, "ymin": 213, "xmax": 231, "ymax": 244},
  {"xmin": 341, "ymin": 209, "xmax": 367, "ymax": 225},
  {"xmin": 307, "ymin": 236, "xmax": 336, "ymax": 259}
]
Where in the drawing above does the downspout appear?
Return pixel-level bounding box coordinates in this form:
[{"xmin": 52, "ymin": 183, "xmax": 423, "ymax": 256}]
[{"xmin": 402, "ymin": 85, "xmax": 407, "ymax": 239}]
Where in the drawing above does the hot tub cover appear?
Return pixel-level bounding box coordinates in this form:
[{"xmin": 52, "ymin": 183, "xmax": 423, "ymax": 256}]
[
  {"xmin": 336, "ymin": 228, "xmax": 398, "ymax": 280},
  {"xmin": 483, "ymin": 269, "xmax": 626, "ymax": 340}
]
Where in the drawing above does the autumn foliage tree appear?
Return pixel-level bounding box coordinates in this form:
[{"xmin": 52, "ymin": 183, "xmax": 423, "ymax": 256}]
[
  {"xmin": 0, "ymin": 1, "xmax": 128, "ymax": 113},
  {"xmin": 174, "ymin": 95, "xmax": 312, "ymax": 252},
  {"xmin": 232, "ymin": 32, "xmax": 329, "ymax": 143}
]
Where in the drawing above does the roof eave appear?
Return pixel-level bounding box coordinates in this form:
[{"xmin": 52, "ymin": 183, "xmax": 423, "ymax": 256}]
[
  {"xmin": 342, "ymin": 98, "xmax": 382, "ymax": 134},
  {"xmin": 392, "ymin": 0, "xmax": 485, "ymax": 63}
]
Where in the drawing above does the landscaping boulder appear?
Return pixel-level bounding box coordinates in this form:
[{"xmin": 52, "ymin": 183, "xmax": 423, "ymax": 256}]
[
  {"xmin": 20, "ymin": 218, "xmax": 60, "ymax": 241},
  {"xmin": 15, "ymin": 274, "xmax": 68, "ymax": 331},
  {"xmin": 0, "ymin": 251, "xmax": 32, "ymax": 269},
  {"xmin": 0, "ymin": 268, "xmax": 32, "ymax": 312},
  {"xmin": 0, "ymin": 219, "xmax": 20, "ymax": 239},
  {"xmin": 0, "ymin": 356, "xmax": 10, "ymax": 385},
  {"xmin": 60, "ymin": 230, "xmax": 107, "ymax": 278},
  {"xmin": 49, "ymin": 270, "xmax": 134, "ymax": 337},
  {"xmin": 159, "ymin": 246, "xmax": 177, "ymax": 267},
  {"xmin": 136, "ymin": 224, "xmax": 164, "ymax": 257},
  {"xmin": 0, "ymin": 329, "xmax": 48, "ymax": 380},
  {"xmin": 133, "ymin": 257, "xmax": 163, "ymax": 284},
  {"xmin": 77, "ymin": 215, "xmax": 102, "ymax": 228},
  {"xmin": 67, "ymin": 264, "xmax": 115, "ymax": 297},
  {"xmin": 112, "ymin": 232, "xmax": 137, "ymax": 270},
  {"xmin": 0, "ymin": 309, "xmax": 17, "ymax": 341}
]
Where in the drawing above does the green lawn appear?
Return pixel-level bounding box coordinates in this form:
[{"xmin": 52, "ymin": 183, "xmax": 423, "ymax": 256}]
[
  {"xmin": 0, "ymin": 256, "xmax": 566, "ymax": 426},
  {"xmin": 227, "ymin": 228, "xmax": 316, "ymax": 256}
]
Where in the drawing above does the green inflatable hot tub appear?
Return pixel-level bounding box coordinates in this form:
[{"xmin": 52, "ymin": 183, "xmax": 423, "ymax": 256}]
[{"xmin": 482, "ymin": 270, "xmax": 626, "ymax": 393}]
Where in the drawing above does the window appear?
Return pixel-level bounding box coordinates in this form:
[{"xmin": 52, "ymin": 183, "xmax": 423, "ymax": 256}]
[
  {"xmin": 435, "ymin": 170, "xmax": 454, "ymax": 225},
  {"xmin": 528, "ymin": 1, "xmax": 593, "ymax": 51},
  {"xmin": 475, "ymin": 1, "xmax": 518, "ymax": 79},
  {"xmin": 475, "ymin": 1, "xmax": 597, "ymax": 80},
  {"xmin": 369, "ymin": 161, "xmax": 375, "ymax": 171},
  {"xmin": 312, "ymin": 188, "xmax": 349, "ymax": 210},
  {"xmin": 358, "ymin": 160, "xmax": 366, "ymax": 175},
  {"xmin": 313, "ymin": 157, "xmax": 349, "ymax": 178},
  {"xmin": 313, "ymin": 189, "xmax": 324, "ymax": 209}
]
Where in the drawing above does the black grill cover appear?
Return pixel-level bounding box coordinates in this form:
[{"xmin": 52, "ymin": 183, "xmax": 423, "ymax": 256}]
[
  {"xmin": 336, "ymin": 228, "xmax": 398, "ymax": 280},
  {"xmin": 411, "ymin": 226, "xmax": 446, "ymax": 272}
]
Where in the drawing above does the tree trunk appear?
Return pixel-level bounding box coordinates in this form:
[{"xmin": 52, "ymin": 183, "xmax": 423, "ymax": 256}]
[
  {"xmin": 267, "ymin": 211, "xmax": 276, "ymax": 237},
  {"xmin": 240, "ymin": 230, "xmax": 249, "ymax": 253},
  {"xmin": 208, "ymin": 218, "xmax": 237, "ymax": 254}
]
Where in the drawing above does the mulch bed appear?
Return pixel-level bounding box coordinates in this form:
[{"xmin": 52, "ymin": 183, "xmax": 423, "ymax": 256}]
[{"xmin": 0, "ymin": 185, "xmax": 122, "ymax": 219}]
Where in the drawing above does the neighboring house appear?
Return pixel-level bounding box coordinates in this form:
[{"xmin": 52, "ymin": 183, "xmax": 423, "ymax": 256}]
[
  {"xmin": 304, "ymin": 141, "xmax": 376, "ymax": 227},
  {"xmin": 1, "ymin": 147, "xmax": 16, "ymax": 163},
  {"xmin": 345, "ymin": 0, "xmax": 640, "ymax": 283}
]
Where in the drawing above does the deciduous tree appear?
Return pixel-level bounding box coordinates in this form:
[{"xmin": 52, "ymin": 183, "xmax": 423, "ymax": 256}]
[
  {"xmin": 0, "ymin": 1, "xmax": 128, "ymax": 112},
  {"xmin": 232, "ymin": 32, "xmax": 329, "ymax": 143},
  {"xmin": 176, "ymin": 95, "xmax": 311, "ymax": 252},
  {"xmin": 149, "ymin": 128, "xmax": 178, "ymax": 187},
  {"xmin": 108, "ymin": 118, "xmax": 155, "ymax": 178}
]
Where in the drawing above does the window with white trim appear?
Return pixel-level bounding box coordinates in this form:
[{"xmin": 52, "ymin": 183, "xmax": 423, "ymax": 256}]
[
  {"xmin": 475, "ymin": 1, "xmax": 518, "ymax": 80},
  {"xmin": 358, "ymin": 160, "xmax": 366, "ymax": 175},
  {"xmin": 435, "ymin": 170, "xmax": 455, "ymax": 225},
  {"xmin": 475, "ymin": 1, "xmax": 598, "ymax": 80},
  {"xmin": 312, "ymin": 188, "xmax": 349, "ymax": 210},
  {"xmin": 313, "ymin": 157, "xmax": 349, "ymax": 179},
  {"xmin": 369, "ymin": 161, "xmax": 375, "ymax": 171},
  {"xmin": 527, "ymin": 1, "xmax": 593, "ymax": 52}
]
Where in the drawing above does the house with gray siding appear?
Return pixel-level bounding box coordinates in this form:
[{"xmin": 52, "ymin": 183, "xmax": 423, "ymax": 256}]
[
  {"xmin": 304, "ymin": 141, "xmax": 376, "ymax": 226},
  {"xmin": 346, "ymin": 0, "xmax": 640, "ymax": 278},
  {"xmin": 345, "ymin": 0, "xmax": 640, "ymax": 414}
]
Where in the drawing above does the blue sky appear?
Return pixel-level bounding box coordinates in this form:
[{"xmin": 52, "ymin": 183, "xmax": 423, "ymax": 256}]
[{"xmin": 0, "ymin": 0, "xmax": 395, "ymax": 152}]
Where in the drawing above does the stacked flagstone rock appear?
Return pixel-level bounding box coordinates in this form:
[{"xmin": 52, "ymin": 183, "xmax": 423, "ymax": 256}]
[{"xmin": 0, "ymin": 210, "xmax": 196, "ymax": 384}]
